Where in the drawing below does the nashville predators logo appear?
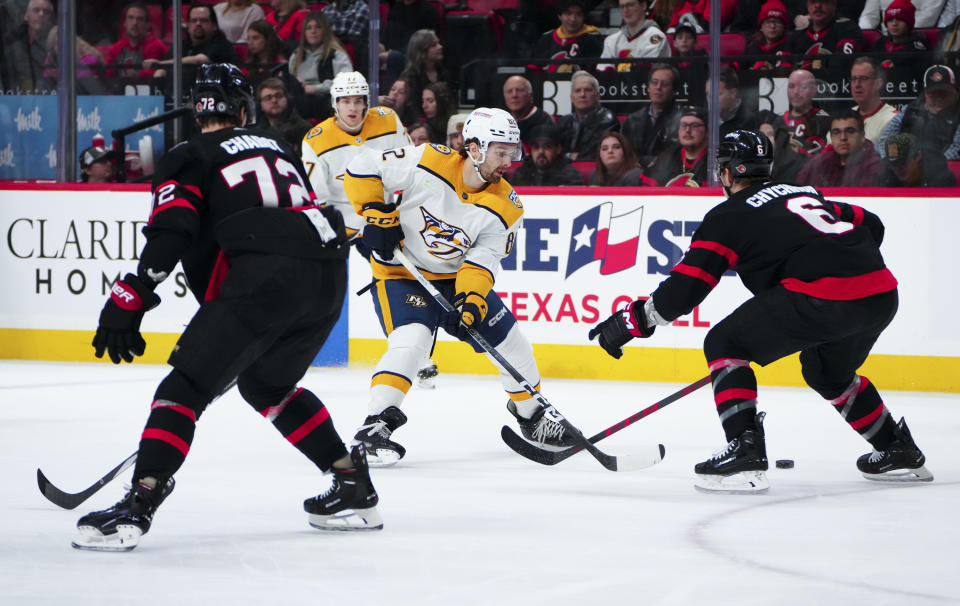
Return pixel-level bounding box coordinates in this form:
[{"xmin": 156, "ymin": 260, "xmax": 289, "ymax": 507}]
[
  {"xmin": 405, "ymin": 294, "xmax": 428, "ymax": 307},
  {"xmin": 419, "ymin": 208, "xmax": 471, "ymax": 260}
]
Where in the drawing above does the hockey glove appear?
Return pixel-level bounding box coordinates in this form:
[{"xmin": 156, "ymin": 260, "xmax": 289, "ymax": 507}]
[
  {"xmin": 361, "ymin": 202, "xmax": 403, "ymax": 260},
  {"xmin": 441, "ymin": 291, "xmax": 488, "ymax": 341},
  {"xmin": 92, "ymin": 273, "xmax": 161, "ymax": 364},
  {"xmin": 587, "ymin": 299, "xmax": 655, "ymax": 359}
]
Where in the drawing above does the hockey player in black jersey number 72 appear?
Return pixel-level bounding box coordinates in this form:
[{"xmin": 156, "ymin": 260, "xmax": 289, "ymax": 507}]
[
  {"xmin": 588, "ymin": 129, "xmax": 933, "ymax": 494},
  {"xmin": 73, "ymin": 64, "xmax": 382, "ymax": 552}
]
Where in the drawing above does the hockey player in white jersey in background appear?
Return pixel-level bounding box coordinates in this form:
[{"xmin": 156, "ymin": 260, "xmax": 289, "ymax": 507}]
[{"xmin": 343, "ymin": 107, "xmax": 576, "ymax": 465}]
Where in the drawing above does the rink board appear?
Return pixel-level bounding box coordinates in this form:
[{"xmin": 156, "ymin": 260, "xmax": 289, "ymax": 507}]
[{"xmin": 1, "ymin": 184, "xmax": 958, "ymax": 391}]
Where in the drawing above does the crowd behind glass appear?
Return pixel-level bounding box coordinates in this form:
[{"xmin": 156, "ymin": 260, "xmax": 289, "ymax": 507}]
[{"xmin": 2, "ymin": 0, "xmax": 958, "ymax": 187}]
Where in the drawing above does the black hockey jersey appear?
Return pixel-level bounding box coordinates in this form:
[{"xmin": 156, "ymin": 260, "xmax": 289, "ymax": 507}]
[
  {"xmin": 650, "ymin": 182, "xmax": 897, "ymax": 322},
  {"xmin": 776, "ymin": 107, "xmax": 832, "ymax": 156},
  {"xmin": 142, "ymin": 127, "xmax": 343, "ymax": 303},
  {"xmin": 786, "ymin": 21, "xmax": 864, "ymax": 71},
  {"xmin": 532, "ymin": 25, "xmax": 604, "ymax": 72}
]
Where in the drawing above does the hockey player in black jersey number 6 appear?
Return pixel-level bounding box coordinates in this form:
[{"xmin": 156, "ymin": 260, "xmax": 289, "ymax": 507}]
[
  {"xmin": 74, "ymin": 64, "xmax": 382, "ymax": 551},
  {"xmin": 589, "ymin": 130, "xmax": 933, "ymax": 494}
]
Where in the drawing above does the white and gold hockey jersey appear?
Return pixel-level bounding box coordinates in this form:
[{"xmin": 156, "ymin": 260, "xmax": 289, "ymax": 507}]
[
  {"xmin": 301, "ymin": 106, "xmax": 409, "ymax": 237},
  {"xmin": 344, "ymin": 143, "xmax": 523, "ymax": 298}
]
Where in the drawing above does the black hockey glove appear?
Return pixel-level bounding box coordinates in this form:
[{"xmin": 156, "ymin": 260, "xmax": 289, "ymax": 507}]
[
  {"xmin": 361, "ymin": 202, "xmax": 403, "ymax": 260},
  {"xmin": 440, "ymin": 291, "xmax": 488, "ymax": 341},
  {"xmin": 587, "ymin": 299, "xmax": 655, "ymax": 360},
  {"xmin": 92, "ymin": 273, "xmax": 161, "ymax": 364}
]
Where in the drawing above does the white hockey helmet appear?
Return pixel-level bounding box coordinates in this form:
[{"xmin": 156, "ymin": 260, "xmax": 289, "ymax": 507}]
[
  {"xmin": 462, "ymin": 107, "xmax": 523, "ymax": 163},
  {"xmin": 331, "ymin": 71, "xmax": 369, "ymax": 123}
]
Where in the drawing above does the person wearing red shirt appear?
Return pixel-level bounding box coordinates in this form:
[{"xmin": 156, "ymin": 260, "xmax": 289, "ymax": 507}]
[{"xmin": 105, "ymin": 2, "xmax": 169, "ymax": 79}]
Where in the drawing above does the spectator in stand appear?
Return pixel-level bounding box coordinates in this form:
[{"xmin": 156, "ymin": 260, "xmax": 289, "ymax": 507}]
[
  {"xmin": 105, "ymin": 2, "xmax": 169, "ymax": 80},
  {"xmin": 380, "ymin": 76, "xmax": 419, "ymax": 126},
  {"xmin": 41, "ymin": 26, "xmax": 108, "ymax": 95},
  {"xmin": 645, "ymin": 106, "xmax": 710, "ymax": 186},
  {"xmin": 666, "ymin": 0, "xmax": 738, "ymax": 33},
  {"xmin": 859, "ymin": 0, "xmax": 945, "ymax": 30},
  {"xmin": 533, "ymin": 0, "xmax": 605, "ymax": 73},
  {"xmin": 556, "ymin": 71, "xmax": 620, "ymax": 161},
  {"xmin": 758, "ymin": 109, "xmax": 809, "ymax": 182},
  {"xmin": 743, "ymin": 0, "xmax": 791, "ymax": 70},
  {"xmin": 254, "ymin": 76, "xmax": 312, "ymax": 148},
  {"xmin": 287, "ymin": 11, "xmax": 353, "ymax": 120},
  {"xmin": 879, "ymin": 64, "xmax": 960, "ymax": 159},
  {"xmin": 408, "ymin": 122, "xmax": 430, "ymax": 145},
  {"xmin": 598, "ymin": 0, "xmax": 670, "ymax": 72},
  {"xmin": 775, "ymin": 68, "xmax": 832, "ymax": 156},
  {"xmin": 399, "ymin": 29, "xmax": 449, "ymax": 120},
  {"xmin": 79, "ymin": 144, "xmax": 117, "ymax": 184},
  {"xmin": 870, "ymin": 0, "xmax": 931, "ymax": 81},
  {"xmin": 849, "ymin": 57, "xmax": 899, "ymax": 144},
  {"xmin": 502, "ymin": 75, "xmax": 554, "ymax": 146},
  {"xmin": 622, "ymin": 63, "xmax": 681, "ymax": 167},
  {"xmin": 787, "ymin": 0, "xmax": 864, "ymax": 75},
  {"xmin": 214, "ymin": 0, "xmax": 265, "ymax": 44},
  {"xmin": 884, "ymin": 131, "xmax": 957, "ymax": 186},
  {"xmin": 421, "ymin": 81, "xmax": 454, "ymax": 144},
  {"xmin": 708, "ymin": 67, "xmax": 758, "ymax": 137},
  {"xmin": 671, "ymin": 23, "xmax": 707, "ymax": 105},
  {"xmin": 4, "ymin": 0, "xmax": 55, "ymax": 93},
  {"xmin": 590, "ymin": 132, "xmax": 651, "ymax": 186},
  {"xmin": 323, "ymin": 0, "xmax": 369, "ymax": 49},
  {"xmin": 266, "ymin": 0, "xmax": 309, "ymax": 50},
  {"xmin": 147, "ymin": 4, "xmax": 238, "ymax": 83},
  {"xmin": 797, "ymin": 109, "xmax": 901, "ymax": 186},
  {"xmin": 510, "ymin": 124, "xmax": 586, "ymax": 186},
  {"xmin": 446, "ymin": 112, "xmax": 469, "ymax": 152},
  {"xmin": 245, "ymin": 19, "xmax": 287, "ymax": 81},
  {"xmin": 384, "ymin": 0, "xmax": 439, "ymax": 59}
]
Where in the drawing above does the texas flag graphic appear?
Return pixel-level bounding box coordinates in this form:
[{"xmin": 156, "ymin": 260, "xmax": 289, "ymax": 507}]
[{"xmin": 565, "ymin": 202, "xmax": 644, "ymax": 277}]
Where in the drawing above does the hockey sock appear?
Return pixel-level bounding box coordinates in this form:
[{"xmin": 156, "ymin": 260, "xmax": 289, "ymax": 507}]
[
  {"xmin": 368, "ymin": 323, "xmax": 432, "ymax": 415},
  {"xmin": 708, "ymin": 357, "xmax": 759, "ymax": 441},
  {"xmin": 827, "ymin": 375, "xmax": 897, "ymax": 449},
  {"xmin": 134, "ymin": 370, "xmax": 207, "ymax": 480},
  {"xmin": 254, "ymin": 387, "xmax": 347, "ymax": 472},
  {"xmin": 488, "ymin": 325, "xmax": 541, "ymax": 412}
]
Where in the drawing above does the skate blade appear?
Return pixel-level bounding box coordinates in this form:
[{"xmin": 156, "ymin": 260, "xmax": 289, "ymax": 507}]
[
  {"xmin": 71, "ymin": 524, "xmax": 142, "ymax": 552},
  {"xmin": 367, "ymin": 448, "xmax": 403, "ymax": 468},
  {"xmin": 862, "ymin": 465, "xmax": 934, "ymax": 483},
  {"xmin": 308, "ymin": 506, "xmax": 383, "ymax": 531},
  {"xmin": 694, "ymin": 470, "xmax": 770, "ymax": 495}
]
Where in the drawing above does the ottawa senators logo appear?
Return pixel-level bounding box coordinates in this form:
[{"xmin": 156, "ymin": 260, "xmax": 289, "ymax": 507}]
[
  {"xmin": 419, "ymin": 207, "xmax": 472, "ymax": 260},
  {"xmin": 665, "ymin": 173, "xmax": 701, "ymax": 187}
]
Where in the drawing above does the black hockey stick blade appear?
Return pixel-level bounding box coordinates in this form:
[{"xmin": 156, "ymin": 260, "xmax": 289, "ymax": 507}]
[
  {"xmin": 501, "ymin": 426, "xmax": 666, "ymax": 471},
  {"xmin": 37, "ymin": 451, "xmax": 137, "ymax": 510}
]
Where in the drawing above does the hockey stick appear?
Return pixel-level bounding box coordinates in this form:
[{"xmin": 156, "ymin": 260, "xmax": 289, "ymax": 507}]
[
  {"xmin": 500, "ymin": 375, "xmax": 712, "ymax": 466},
  {"xmin": 37, "ymin": 451, "xmax": 137, "ymax": 510},
  {"xmin": 392, "ymin": 248, "xmax": 621, "ymax": 471}
]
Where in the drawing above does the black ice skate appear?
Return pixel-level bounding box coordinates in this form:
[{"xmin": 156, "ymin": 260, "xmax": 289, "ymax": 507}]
[
  {"xmin": 507, "ymin": 401, "xmax": 579, "ymax": 452},
  {"xmin": 353, "ymin": 406, "xmax": 407, "ymax": 467},
  {"xmin": 857, "ymin": 417, "xmax": 933, "ymax": 482},
  {"xmin": 304, "ymin": 444, "xmax": 383, "ymax": 531},
  {"xmin": 72, "ymin": 476, "xmax": 175, "ymax": 551},
  {"xmin": 416, "ymin": 362, "xmax": 439, "ymax": 390},
  {"xmin": 694, "ymin": 412, "xmax": 769, "ymax": 494}
]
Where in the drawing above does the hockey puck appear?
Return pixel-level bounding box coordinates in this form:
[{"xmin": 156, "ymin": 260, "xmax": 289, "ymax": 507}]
[{"xmin": 775, "ymin": 459, "xmax": 795, "ymax": 469}]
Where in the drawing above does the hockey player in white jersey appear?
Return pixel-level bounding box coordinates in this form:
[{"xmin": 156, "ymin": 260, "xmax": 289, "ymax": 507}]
[
  {"xmin": 301, "ymin": 71, "xmax": 410, "ymax": 240},
  {"xmin": 343, "ymin": 107, "xmax": 577, "ymax": 465}
]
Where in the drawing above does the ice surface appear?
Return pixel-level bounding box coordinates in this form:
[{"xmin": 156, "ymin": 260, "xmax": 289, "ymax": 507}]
[{"xmin": 1, "ymin": 361, "xmax": 958, "ymax": 606}]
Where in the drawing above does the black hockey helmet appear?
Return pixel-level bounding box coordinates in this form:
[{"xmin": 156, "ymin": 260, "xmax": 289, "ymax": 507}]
[
  {"xmin": 715, "ymin": 130, "xmax": 773, "ymax": 180},
  {"xmin": 191, "ymin": 63, "xmax": 256, "ymax": 126}
]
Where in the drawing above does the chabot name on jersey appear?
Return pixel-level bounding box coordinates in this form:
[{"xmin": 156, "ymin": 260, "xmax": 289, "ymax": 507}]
[
  {"xmin": 493, "ymin": 290, "xmax": 709, "ymax": 327},
  {"xmin": 220, "ymin": 134, "xmax": 285, "ymax": 155}
]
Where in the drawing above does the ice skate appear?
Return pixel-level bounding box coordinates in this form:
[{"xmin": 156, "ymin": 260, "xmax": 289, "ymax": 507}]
[
  {"xmin": 694, "ymin": 412, "xmax": 769, "ymax": 494},
  {"xmin": 857, "ymin": 418, "xmax": 933, "ymax": 482},
  {"xmin": 353, "ymin": 406, "xmax": 407, "ymax": 467},
  {"xmin": 304, "ymin": 444, "xmax": 383, "ymax": 531},
  {"xmin": 72, "ymin": 476, "xmax": 175, "ymax": 551},
  {"xmin": 507, "ymin": 401, "xmax": 579, "ymax": 452},
  {"xmin": 416, "ymin": 362, "xmax": 439, "ymax": 389}
]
